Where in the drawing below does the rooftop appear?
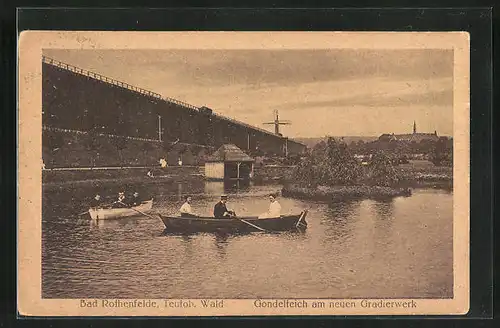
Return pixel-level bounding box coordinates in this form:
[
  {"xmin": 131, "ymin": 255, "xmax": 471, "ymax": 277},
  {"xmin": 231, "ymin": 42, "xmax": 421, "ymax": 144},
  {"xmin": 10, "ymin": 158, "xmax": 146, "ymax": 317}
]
[{"xmin": 206, "ymin": 144, "xmax": 254, "ymax": 163}]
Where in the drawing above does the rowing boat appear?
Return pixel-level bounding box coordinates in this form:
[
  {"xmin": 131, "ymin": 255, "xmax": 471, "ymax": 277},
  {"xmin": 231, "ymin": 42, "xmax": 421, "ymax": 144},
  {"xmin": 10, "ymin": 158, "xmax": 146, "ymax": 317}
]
[
  {"xmin": 158, "ymin": 210, "xmax": 308, "ymax": 233},
  {"xmin": 88, "ymin": 199, "xmax": 153, "ymax": 220}
]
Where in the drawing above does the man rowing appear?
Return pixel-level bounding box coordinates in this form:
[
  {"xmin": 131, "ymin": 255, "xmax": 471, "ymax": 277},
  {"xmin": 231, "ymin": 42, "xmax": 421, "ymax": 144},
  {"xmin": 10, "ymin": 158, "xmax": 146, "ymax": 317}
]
[
  {"xmin": 213, "ymin": 194, "xmax": 236, "ymax": 219},
  {"xmin": 112, "ymin": 191, "xmax": 128, "ymax": 208},
  {"xmin": 129, "ymin": 191, "xmax": 142, "ymax": 207},
  {"xmin": 179, "ymin": 195, "xmax": 198, "ymax": 217},
  {"xmin": 90, "ymin": 194, "xmax": 102, "ymax": 209},
  {"xmin": 258, "ymin": 194, "xmax": 282, "ymax": 219}
]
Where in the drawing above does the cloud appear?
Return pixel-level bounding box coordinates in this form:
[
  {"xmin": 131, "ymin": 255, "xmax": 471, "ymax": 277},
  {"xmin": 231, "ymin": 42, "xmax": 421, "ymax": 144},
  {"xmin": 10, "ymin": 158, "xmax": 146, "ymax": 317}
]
[
  {"xmin": 159, "ymin": 49, "xmax": 454, "ymax": 87},
  {"xmin": 45, "ymin": 48, "xmax": 453, "ymax": 88},
  {"xmin": 42, "ymin": 48, "xmax": 454, "ymax": 137},
  {"xmin": 279, "ymin": 89, "xmax": 453, "ymax": 109}
]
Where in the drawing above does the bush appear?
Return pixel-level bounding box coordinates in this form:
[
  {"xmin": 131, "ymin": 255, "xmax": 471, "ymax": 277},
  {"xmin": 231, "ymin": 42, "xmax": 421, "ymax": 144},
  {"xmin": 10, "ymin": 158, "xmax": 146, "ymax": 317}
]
[
  {"xmin": 292, "ymin": 137, "xmax": 363, "ymax": 187},
  {"xmin": 292, "ymin": 137, "xmax": 401, "ymax": 187},
  {"xmin": 363, "ymin": 152, "xmax": 399, "ymax": 186},
  {"xmin": 429, "ymin": 137, "xmax": 453, "ymax": 167}
]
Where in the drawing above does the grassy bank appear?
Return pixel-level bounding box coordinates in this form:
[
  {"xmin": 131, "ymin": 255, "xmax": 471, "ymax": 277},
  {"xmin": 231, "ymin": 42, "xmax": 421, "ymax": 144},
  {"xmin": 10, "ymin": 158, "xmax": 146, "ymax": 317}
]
[{"xmin": 395, "ymin": 161, "xmax": 452, "ymax": 189}]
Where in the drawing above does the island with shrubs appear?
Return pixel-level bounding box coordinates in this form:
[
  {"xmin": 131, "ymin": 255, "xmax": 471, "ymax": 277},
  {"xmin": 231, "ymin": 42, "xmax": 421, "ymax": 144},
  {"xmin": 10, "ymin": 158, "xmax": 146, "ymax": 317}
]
[{"xmin": 280, "ymin": 137, "xmax": 452, "ymax": 202}]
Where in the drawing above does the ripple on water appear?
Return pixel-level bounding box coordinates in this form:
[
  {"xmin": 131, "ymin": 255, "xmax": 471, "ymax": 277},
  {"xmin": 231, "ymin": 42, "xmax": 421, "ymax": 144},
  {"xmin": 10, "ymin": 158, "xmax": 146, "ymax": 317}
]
[{"xmin": 42, "ymin": 184, "xmax": 453, "ymax": 299}]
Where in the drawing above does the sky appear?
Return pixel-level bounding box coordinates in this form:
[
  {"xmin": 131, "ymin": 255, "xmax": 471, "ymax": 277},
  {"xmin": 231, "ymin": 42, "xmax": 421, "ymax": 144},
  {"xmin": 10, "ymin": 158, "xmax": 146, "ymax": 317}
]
[{"xmin": 43, "ymin": 49, "xmax": 454, "ymax": 138}]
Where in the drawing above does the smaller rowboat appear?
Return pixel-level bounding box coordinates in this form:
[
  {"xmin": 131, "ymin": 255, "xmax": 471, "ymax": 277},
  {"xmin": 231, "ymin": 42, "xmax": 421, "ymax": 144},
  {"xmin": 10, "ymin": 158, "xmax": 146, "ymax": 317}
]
[
  {"xmin": 89, "ymin": 199, "xmax": 153, "ymax": 220},
  {"xmin": 159, "ymin": 210, "xmax": 308, "ymax": 234}
]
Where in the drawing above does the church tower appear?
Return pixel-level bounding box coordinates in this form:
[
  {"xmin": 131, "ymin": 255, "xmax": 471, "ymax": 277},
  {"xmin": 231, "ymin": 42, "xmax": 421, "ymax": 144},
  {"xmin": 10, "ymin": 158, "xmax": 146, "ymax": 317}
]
[{"xmin": 413, "ymin": 121, "xmax": 417, "ymax": 134}]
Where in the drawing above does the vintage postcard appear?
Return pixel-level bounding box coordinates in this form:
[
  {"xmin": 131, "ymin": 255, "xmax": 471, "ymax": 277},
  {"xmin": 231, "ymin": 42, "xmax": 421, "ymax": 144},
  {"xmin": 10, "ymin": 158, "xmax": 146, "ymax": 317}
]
[{"xmin": 18, "ymin": 31, "xmax": 470, "ymax": 316}]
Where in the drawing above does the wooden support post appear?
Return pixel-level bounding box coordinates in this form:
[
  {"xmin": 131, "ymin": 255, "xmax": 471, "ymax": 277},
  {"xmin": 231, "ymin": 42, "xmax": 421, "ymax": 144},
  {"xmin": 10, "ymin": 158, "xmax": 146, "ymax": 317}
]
[
  {"xmin": 237, "ymin": 162, "xmax": 241, "ymax": 180},
  {"xmin": 158, "ymin": 115, "xmax": 162, "ymax": 141},
  {"xmin": 284, "ymin": 137, "xmax": 288, "ymax": 157}
]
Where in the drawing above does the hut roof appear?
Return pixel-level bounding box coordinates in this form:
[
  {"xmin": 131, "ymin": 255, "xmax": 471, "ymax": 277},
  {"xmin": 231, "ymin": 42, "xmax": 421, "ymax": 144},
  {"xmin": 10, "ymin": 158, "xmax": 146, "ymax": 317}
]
[{"xmin": 206, "ymin": 144, "xmax": 254, "ymax": 162}]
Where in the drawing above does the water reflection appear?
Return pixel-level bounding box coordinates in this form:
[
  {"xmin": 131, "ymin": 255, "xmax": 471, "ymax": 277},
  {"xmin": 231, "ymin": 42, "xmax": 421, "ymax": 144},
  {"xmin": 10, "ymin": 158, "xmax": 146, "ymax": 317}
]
[
  {"xmin": 224, "ymin": 180, "xmax": 251, "ymax": 193},
  {"xmin": 204, "ymin": 180, "xmax": 252, "ymax": 196},
  {"xmin": 90, "ymin": 217, "xmax": 143, "ymax": 230},
  {"xmin": 42, "ymin": 183, "xmax": 454, "ymax": 299},
  {"xmin": 372, "ymin": 199, "xmax": 395, "ymax": 220},
  {"xmin": 177, "ymin": 183, "xmax": 183, "ymax": 201},
  {"xmin": 372, "ymin": 199, "xmax": 395, "ymax": 250},
  {"xmin": 204, "ymin": 181, "xmax": 225, "ymax": 195},
  {"xmin": 322, "ymin": 200, "xmax": 361, "ymax": 243},
  {"xmin": 213, "ymin": 233, "xmax": 230, "ymax": 259}
]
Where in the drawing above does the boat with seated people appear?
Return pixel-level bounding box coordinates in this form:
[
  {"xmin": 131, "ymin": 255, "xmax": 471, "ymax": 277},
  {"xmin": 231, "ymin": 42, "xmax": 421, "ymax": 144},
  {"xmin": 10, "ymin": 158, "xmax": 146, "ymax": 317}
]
[
  {"xmin": 88, "ymin": 199, "xmax": 153, "ymax": 220},
  {"xmin": 158, "ymin": 210, "xmax": 308, "ymax": 233}
]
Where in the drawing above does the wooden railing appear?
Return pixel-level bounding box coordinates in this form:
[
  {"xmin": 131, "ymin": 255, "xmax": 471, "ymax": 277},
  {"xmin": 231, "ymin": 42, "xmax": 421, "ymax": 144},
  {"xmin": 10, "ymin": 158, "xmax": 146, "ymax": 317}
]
[{"xmin": 42, "ymin": 56, "xmax": 199, "ymax": 111}]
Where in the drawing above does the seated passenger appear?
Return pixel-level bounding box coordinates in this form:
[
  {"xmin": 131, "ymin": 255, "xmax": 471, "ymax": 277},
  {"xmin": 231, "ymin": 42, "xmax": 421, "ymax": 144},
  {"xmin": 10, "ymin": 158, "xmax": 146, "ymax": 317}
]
[
  {"xmin": 258, "ymin": 194, "xmax": 282, "ymax": 219},
  {"xmin": 179, "ymin": 196, "xmax": 198, "ymax": 217}
]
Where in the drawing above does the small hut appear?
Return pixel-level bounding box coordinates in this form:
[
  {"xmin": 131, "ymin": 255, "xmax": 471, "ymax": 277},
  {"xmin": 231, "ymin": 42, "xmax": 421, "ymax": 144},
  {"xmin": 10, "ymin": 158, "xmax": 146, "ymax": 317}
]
[{"xmin": 205, "ymin": 144, "xmax": 254, "ymax": 181}]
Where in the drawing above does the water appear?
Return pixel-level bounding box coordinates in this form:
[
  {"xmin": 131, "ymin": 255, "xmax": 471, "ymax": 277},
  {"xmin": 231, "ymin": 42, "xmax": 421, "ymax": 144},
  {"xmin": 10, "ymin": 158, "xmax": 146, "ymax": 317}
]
[{"xmin": 42, "ymin": 180, "xmax": 453, "ymax": 299}]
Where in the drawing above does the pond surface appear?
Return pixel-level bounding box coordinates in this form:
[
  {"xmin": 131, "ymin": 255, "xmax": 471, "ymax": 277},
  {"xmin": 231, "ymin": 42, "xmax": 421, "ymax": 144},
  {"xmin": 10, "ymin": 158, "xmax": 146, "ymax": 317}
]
[{"xmin": 42, "ymin": 180, "xmax": 453, "ymax": 299}]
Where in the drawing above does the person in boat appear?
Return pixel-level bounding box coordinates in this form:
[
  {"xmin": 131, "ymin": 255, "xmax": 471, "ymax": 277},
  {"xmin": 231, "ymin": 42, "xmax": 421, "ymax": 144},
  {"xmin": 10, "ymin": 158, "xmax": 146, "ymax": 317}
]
[
  {"xmin": 258, "ymin": 194, "xmax": 282, "ymax": 219},
  {"xmin": 179, "ymin": 196, "xmax": 198, "ymax": 217},
  {"xmin": 213, "ymin": 194, "xmax": 236, "ymax": 219},
  {"xmin": 129, "ymin": 191, "xmax": 142, "ymax": 207},
  {"xmin": 90, "ymin": 194, "xmax": 102, "ymax": 209},
  {"xmin": 112, "ymin": 191, "xmax": 128, "ymax": 208}
]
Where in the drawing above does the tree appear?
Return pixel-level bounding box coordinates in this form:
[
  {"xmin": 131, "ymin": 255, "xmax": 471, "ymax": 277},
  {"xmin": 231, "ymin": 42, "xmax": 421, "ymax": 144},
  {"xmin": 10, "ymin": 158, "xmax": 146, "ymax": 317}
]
[
  {"xmin": 292, "ymin": 137, "xmax": 363, "ymax": 187},
  {"xmin": 364, "ymin": 152, "xmax": 399, "ymax": 186},
  {"xmin": 429, "ymin": 137, "xmax": 453, "ymax": 166}
]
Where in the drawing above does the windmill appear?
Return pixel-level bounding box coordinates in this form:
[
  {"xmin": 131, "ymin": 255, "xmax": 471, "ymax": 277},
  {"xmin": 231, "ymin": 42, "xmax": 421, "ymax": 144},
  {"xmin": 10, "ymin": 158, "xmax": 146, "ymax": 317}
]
[
  {"xmin": 263, "ymin": 110, "xmax": 291, "ymax": 136},
  {"xmin": 263, "ymin": 110, "xmax": 292, "ymax": 157}
]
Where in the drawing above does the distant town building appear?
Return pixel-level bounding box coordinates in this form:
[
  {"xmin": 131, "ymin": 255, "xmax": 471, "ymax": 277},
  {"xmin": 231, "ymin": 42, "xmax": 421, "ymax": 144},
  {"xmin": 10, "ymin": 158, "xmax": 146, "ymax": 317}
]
[{"xmin": 379, "ymin": 121, "xmax": 439, "ymax": 143}]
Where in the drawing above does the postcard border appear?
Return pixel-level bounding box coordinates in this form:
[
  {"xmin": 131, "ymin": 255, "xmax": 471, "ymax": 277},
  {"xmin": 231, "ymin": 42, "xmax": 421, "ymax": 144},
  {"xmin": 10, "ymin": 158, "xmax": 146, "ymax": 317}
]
[{"xmin": 14, "ymin": 5, "xmax": 492, "ymax": 320}]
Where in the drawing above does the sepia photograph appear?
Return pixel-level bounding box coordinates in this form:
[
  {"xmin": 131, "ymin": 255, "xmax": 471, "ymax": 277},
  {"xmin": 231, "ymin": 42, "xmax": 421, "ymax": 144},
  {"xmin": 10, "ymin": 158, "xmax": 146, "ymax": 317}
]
[{"xmin": 18, "ymin": 32, "xmax": 470, "ymax": 316}]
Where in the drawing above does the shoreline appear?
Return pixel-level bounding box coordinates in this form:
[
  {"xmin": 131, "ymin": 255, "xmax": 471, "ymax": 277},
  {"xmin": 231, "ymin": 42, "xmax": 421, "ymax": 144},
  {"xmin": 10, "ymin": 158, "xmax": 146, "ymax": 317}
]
[
  {"xmin": 42, "ymin": 163, "xmax": 453, "ymax": 193},
  {"xmin": 281, "ymin": 185, "xmax": 415, "ymax": 202}
]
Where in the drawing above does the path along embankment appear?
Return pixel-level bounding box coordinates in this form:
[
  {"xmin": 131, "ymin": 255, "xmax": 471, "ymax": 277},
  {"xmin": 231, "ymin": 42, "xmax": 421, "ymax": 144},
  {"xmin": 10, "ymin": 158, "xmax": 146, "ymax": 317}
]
[{"xmin": 42, "ymin": 162, "xmax": 452, "ymax": 192}]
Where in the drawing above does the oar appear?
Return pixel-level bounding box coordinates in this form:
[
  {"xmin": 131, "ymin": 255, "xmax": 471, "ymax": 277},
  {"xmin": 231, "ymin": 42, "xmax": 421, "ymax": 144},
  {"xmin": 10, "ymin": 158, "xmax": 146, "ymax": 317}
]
[
  {"xmin": 233, "ymin": 216, "xmax": 267, "ymax": 232},
  {"xmin": 295, "ymin": 210, "xmax": 307, "ymax": 228},
  {"xmin": 118, "ymin": 201, "xmax": 159, "ymax": 221}
]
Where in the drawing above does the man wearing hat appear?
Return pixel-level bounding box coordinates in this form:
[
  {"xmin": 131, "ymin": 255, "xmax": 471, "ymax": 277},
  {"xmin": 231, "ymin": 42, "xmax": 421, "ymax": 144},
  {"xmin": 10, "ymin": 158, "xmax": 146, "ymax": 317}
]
[
  {"xmin": 129, "ymin": 191, "xmax": 142, "ymax": 207},
  {"xmin": 213, "ymin": 194, "xmax": 235, "ymax": 219}
]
